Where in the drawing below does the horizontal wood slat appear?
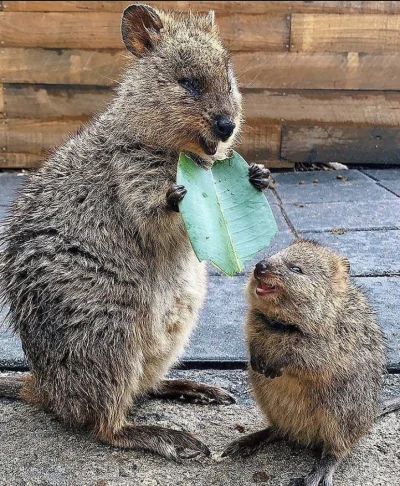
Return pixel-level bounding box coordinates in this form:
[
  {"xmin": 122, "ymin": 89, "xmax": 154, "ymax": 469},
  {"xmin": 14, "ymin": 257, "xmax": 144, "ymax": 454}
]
[
  {"xmin": 234, "ymin": 52, "xmax": 400, "ymax": 90},
  {"xmin": 5, "ymin": 49, "xmax": 400, "ymax": 90},
  {"xmin": 0, "ymin": 118, "xmax": 291, "ymax": 168},
  {"xmin": 9, "ymin": 87, "xmax": 400, "ymax": 128},
  {"xmin": 0, "ymin": 12, "xmax": 289, "ymax": 52},
  {"xmin": 291, "ymin": 14, "xmax": 400, "ymax": 53},
  {"xmin": 4, "ymin": 1, "xmax": 400, "ymax": 14},
  {"xmin": 244, "ymin": 90, "xmax": 400, "ymax": 127},
  {"xmin": 0, "ymin": 118, "xmax": 84, "ymax": 154},
  {"xmin": 3, "ymin": 84, "xmax": 113, "ymax": 119},
  {"xmin": 281, "ymin": 125, "xmax": 400, "ymax": 164},
  {"xmin": 0, "ymin": 48, "xmax": 127, "ymax": 86},
  {"xmin": 0, "ymin": 153, "xmax": 43, "ymax": 168},
  {"xmin": 238, "ymin": 122, "xmax": 281, "ymax": 163}
]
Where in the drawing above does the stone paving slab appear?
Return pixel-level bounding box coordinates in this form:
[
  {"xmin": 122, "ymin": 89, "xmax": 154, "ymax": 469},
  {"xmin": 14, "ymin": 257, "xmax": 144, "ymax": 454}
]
[
  {"xmin": 376, "ymin": 180, "xmax": 400, "ymax": 196},
  {"xmin": 187, "ymin": 275, "xmax": 248, "ymax": 363},
  {"xmin": 3, "ymin": 274, "xmax": 399, "ymax": 370},
  {"xmin": 0, "ymin": 205, "xmax": 8, "ymax": 222},
  {"xmin": 0, "ymin": 169, "xmax": 399, "ymax": 371},
  {"xmin": 363, "ymin": 169, "xmax": 400, "ymax": 181},
  {"xmin": 272, "ymin": 170, "xmax": 370, "ymax": 185},
  {"xmin": 0, "ymin": 314, "xmax": 25, "ymax": 369},
  {"xmin": 300, "ymin": 229, "xmax": 400, "ymax": 276},
  {"xmin": 0, "ymin": 173, "xmax": 25, "ymax": 207},
  {"xmin": 1, "ymin": 370, "xmax": 399, "ymax": 486},
  {"xmin": 283, "ymin": 200, "xmax": 400, "ymax": 233},
  {"xmin": 274, "ymin": 180, "xmax": 397, "ymax": 204},
  {"xmin": 353, "ymin": 277, "xmax": 400, "ymax": 371}
]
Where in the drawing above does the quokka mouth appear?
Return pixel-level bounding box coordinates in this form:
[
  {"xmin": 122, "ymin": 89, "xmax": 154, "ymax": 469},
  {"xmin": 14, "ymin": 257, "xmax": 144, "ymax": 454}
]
[
  {"xmin": 198, "ymin": 134, "xmax": 218, "ymax": 156},
  {"xmin": 256, "ymin": 281, "xmax": 283, "ymax": 297}
]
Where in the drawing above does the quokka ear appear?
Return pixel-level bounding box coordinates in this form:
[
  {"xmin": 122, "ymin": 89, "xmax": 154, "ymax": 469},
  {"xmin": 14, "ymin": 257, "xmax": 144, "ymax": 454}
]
[{"xmin": 121, "ymin": 4, "xmax": 163, "ymax": 57}]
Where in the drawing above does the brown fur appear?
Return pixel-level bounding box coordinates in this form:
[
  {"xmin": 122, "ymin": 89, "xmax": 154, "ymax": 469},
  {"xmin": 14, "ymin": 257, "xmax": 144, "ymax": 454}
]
[
  {"xmin": 222, "ymin": 240, "xmax": 397, "ymax": 486},
  {"xmin": 0, "ymin": 4, "xmax": 246, "ymax": 461}
]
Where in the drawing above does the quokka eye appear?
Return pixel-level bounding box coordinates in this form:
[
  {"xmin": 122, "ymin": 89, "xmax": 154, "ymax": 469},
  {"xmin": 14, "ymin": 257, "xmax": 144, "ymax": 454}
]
[
  {"xmin": 178, "ymin": 78, "xmax": 202, "ymax": 96},
  {"xmin": 289, "ymin": 265, "xmax": 303, "ymax": 274}
]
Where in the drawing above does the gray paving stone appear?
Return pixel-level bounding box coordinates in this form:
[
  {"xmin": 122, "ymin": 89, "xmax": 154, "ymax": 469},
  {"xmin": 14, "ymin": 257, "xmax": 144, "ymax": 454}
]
[
  {"xmin": 0, "ymin": 317, "xmax": 25, "ymax": 369},
  {"xmin": 186, "ymin": 275, "xmax": 248, "ymax": 363},
  {"xmin": 363, "ymin": 169, "xmax": 400, "ymax": 181},
  {"xmin": 0, "ymin": 205, "xmax": 8, "ymax": 222},
  {"xmin": 300, "ymin": 230, "xmax": 400, "ymax": 276},
  {"xmin": 0, "ymin": 173, "xmax": 25, "ymax": 207},
  {"xmin": 353, "ymin": 277, "xmax": 400, "ymax": 370},
  {"xmin": 284, "ymin": 200, "xmax": 400, "ymax": 233},
  {"xmin": 377, "ymin": 180, "xmax": 400, "ymax": 196},
  {"xmin": 3, "ymin": 274, "xmax": 399, "ymax": 370},
  {"xmin": 0, "ymin": 275, "xmax": 250, "ymax": 369},
  {"xmin": 274, "ymin": 180, "xmax": 397, "ymax": 204},
  {"xmin": 272, "ymin": 169, "xmax": 369, "ymax": 185}
]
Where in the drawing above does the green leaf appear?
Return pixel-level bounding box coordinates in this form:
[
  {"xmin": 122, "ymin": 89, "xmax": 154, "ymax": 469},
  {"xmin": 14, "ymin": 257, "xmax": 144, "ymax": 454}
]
[{"xmin": 177, "ymin": 151, "xmax": 278, "ymax": 276}]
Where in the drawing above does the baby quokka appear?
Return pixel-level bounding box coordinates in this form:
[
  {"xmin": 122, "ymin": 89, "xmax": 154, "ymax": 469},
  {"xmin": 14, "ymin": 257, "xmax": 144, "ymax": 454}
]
[{"xmin": 223, "ymin": 240, "xmax": 400, "ymax": 486}]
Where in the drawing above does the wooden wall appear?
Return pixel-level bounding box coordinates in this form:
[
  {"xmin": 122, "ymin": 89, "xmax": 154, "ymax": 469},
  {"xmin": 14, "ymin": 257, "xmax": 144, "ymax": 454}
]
[{"xmin": 1, "ymin": 1, "xmax": 400, "ymax": 169}]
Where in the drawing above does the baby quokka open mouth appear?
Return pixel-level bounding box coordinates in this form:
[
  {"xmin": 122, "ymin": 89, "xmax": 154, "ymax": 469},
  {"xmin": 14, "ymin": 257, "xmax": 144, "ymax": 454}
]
[{"xmin": 256, "ymin": 281, "xmax": 283, "ymax": 296}]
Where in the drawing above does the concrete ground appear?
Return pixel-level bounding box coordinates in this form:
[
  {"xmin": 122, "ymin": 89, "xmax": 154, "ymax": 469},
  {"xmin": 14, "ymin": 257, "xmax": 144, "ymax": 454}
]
[
  {"xmin": 1, "ymin": 370, "xmax": 400, "ymax": 486},
  {"xmin": 1, "ymin": 167, "xmax": 400, "ymax": 485}
]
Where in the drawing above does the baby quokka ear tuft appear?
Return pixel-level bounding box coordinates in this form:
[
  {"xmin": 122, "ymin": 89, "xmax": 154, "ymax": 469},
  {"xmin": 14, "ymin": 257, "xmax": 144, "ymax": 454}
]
[{"xmin": 121, "ymin": 4, "xmax": 163, "ymax": 57}]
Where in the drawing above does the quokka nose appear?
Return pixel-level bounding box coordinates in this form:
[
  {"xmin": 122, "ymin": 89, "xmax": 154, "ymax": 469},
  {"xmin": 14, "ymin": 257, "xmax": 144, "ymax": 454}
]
[
  {"xmin": 254, "ymin": 261, "xmax": 269, "ymax": 279},
  {"xmin": 213, "ymin": 115, "xmax": 236, "ymax": 141}
]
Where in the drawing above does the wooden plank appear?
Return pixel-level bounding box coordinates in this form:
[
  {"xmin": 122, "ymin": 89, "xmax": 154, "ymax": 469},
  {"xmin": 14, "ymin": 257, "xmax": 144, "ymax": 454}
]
[
  {"xmin": 0, "ymin": 48, "xmax": 127, "ymax": 85},
  {"xmin": 0, "ymin": 118, "xmax": 285, "ymax": 165},
  {"xmin": 0, "ymin": 12, "xmax": 289, "ymax": 51},
  {"xmin": 0, "ymin": 83, "xmax": 3, "ymax": 114},
  {"xmin": 244, "ymin": 90, "xmax": 400, "ymax": 127},
  {"xmin": 0, "ymin": 153, "xmax": 290, "ymax": 170},
  {"xmin": 3, "ymin": 84, "xmax": 113, "ymax": 119},
  {"xmin": 0, "ymin": 119, "xmax": 85, "ymax": 154},
  {"xmin": 291, "ymin": 14, "xmax": 400, "ymax": 54},
  {"xmin": 4, "ymin": 2, "xmax": 400, "ymax": 14},
  {"xmin": 0, "ymin": 153, "xmax": 43, "ymax": 168},
  {"xmin": 239, "ymin": 122, "xmax": 281, "ymax": 163},
  {"xmin": 4, "ymin": 48, "xmax": 400, "ymax": 90},
  {"xmin": 234, "ymin": 52, "xmax": 400, "ymax": 90},
  {"xmin": 281, "ymin": 126, "xmax": 400, "ymax": 165}
]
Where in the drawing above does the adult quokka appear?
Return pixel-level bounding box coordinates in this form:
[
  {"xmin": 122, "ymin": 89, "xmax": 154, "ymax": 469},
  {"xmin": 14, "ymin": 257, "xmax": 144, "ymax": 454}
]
[{"xmin": 0, "ymin": 4, "xmax": 271, "ymax": 460}]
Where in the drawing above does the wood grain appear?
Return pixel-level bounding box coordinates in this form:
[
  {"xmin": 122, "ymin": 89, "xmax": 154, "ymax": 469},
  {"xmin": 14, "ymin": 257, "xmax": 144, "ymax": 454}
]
[
  {"xmin": 0, "ymin": 153, "xmax": 43, "ymax": 168},
  {"xmin": 4, "ymin": 1, "xmax": 400, "ymax": 14},
  {"xmin": 0, "ymin": 117, "xmax": 289, "ymax": 168},
  {"xmin": 281, "ymin": 125, "xmax": 400, "ymax": 164},
  {"xmin": 4, "ymin": 48, "xmax": 400, "ymax": 90},
  {"xmin": 0, "ymin": 11, "xmax": 289, "ymax": 52},
  {"xmin": 0, "ymin": 118, "xmax": 85, "ymax": 154},
  {"xmin": 0, "ymin": 48, "xmax": 127, "ymax": 85},
  {"xmin": 234, "ymin": 52, "xmax": 400, "ymax": 90},
  {"xmin": 238, "ymin": 122, "xmax": 281, "ymax": 164},
  {"xmin": 3, "ymin": 84, "xmax": 113, "ymax": 119},
  {"xmin": 291, "ymin": 14, "xmax": 400, "ymax": 53},
  {"xmin": 244, "ymin": 90, "xmax": 400, "ymax": 127}
]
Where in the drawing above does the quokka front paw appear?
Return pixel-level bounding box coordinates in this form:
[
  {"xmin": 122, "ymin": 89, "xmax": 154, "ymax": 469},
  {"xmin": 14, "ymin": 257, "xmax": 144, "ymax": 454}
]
[
  {"xmin": 248, "ymin": 164, "xmax": 273, "ymax": 190},
  {"xmin": 166, "ymin": 184, "xmax": 187, "ymax": 212}
]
